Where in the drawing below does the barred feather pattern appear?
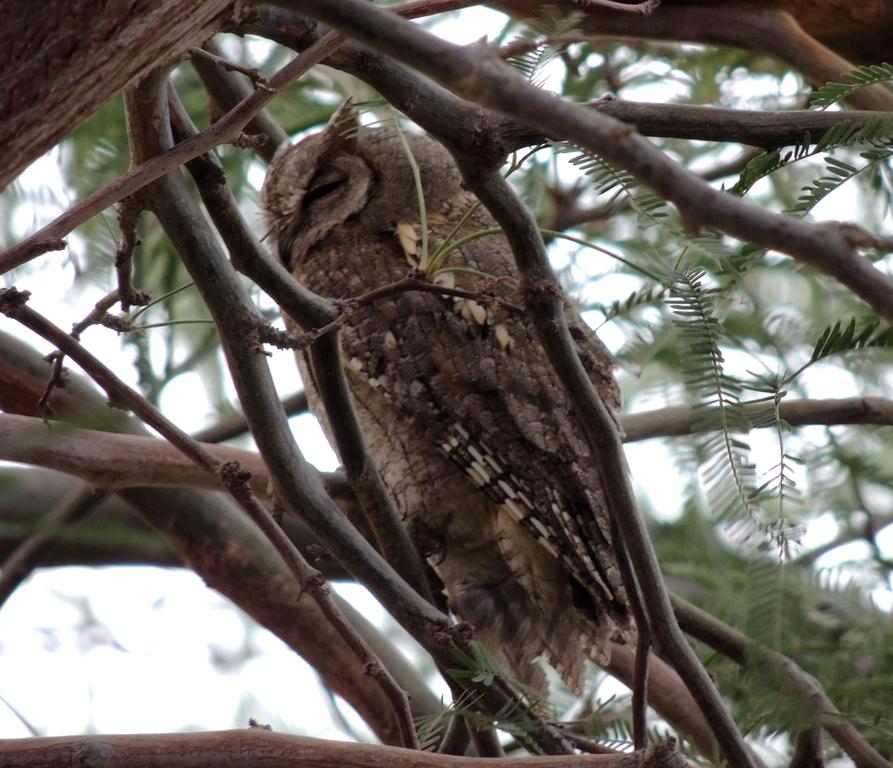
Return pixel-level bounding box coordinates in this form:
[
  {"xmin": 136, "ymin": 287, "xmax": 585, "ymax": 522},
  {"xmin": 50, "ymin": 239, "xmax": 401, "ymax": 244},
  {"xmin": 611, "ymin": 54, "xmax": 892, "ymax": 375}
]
[{"xmin": 440, "ymin": 422, "xmax": 616, "ymax": 605}]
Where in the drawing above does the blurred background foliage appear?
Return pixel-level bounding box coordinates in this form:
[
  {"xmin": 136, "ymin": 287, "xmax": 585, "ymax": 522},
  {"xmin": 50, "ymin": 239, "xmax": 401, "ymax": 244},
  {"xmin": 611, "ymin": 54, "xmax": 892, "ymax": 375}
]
[{"xmin": 2, "ymin": 8, "xmax": 892, "ymax": 761}]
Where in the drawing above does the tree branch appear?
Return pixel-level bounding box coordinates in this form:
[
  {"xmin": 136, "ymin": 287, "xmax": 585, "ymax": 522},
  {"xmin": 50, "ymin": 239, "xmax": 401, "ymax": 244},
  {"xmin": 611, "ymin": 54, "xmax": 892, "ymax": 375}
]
[
  {"xmin": 671, "ymin": 595, "xmax": 890, "ymax": 768},
  {"xmin": 501, "ymin": 100, "xmax": 893, "ymax": 152},
  {"xmin": 0, "ymin": 0, "xmax": 235, "ymax": 189},
  {"xmin": 622, "ymin": 397, "xmax": 893, "ymax": 442},
  {"xmin": 273, "ymin": 0, "xmax": 893, "ymax": 324},
  {"xmin": 0, "ymin": 729, "xmax": 688, "ymax": 768}
]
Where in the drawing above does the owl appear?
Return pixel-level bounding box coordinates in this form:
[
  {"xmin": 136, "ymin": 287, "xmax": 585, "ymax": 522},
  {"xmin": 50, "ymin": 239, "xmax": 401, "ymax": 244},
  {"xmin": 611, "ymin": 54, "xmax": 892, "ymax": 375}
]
[{"xmin": 262, "ymin": 105, "xmax": 631, "ymax": 693}]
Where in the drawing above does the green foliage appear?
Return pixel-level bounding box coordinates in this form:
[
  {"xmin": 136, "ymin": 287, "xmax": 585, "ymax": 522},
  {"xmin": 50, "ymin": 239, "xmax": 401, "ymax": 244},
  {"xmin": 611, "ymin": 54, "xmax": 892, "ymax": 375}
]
[
  {"xmin": 587, "ymin": 284, "xmax": 666, "ymax": 325},
  {"xmin": 505, "ymin": 8, "xmax": 584, "ymax": 86},
  {"xmin": 808, "ymin": 63, "xmax": 893, "ymax": 110},
  {"xmin": 788, "ymin": 145, "xmax": 893, "ymax": 216},
  {"xmin": 784, "ymin": 316, "xmax": 893, "ymax": 384},
  {"xmin": 657, "ymin": 263, "xmax": 769, "ymax": 537},
  {"xmin": 729, "ymin": 116, "xmax": 893, "ymax": 199}
]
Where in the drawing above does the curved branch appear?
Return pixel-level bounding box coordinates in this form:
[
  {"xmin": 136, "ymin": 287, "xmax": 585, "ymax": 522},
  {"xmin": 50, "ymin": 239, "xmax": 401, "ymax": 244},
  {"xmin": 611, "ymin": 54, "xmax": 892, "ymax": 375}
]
[
  {"xmin": 277, "ymin": 0, "xmax": 893, "ymax": 323},
  {"xmin": 0, "ymin": 339, "xmax": 434, "ymax": 746}
]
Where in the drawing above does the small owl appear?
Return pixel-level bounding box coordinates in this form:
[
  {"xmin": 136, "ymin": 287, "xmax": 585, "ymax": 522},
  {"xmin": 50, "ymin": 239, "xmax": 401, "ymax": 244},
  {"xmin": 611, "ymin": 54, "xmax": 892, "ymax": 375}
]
[{"xmin": 263, "ymin": 105, "xmax": 630, "ymax": 692}]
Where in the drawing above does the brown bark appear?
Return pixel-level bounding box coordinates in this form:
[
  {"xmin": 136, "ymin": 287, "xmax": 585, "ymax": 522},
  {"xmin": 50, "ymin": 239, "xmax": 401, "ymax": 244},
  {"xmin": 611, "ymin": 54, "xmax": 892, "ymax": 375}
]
[
  {"xmin": 0, "ymin": 730, "xmax": 688, "ymax": 768},
  {"xmin": 0, "ymin": 0, "xmax": 236, "ymax": 190},
  {"xmin": 496, "ymin": 1, "xmax": 893, "ymax": 110}
]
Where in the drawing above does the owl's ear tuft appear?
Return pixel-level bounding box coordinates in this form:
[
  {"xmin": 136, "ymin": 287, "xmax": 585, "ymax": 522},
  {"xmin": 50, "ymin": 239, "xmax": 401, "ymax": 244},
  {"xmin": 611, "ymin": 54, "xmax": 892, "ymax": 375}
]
[{"xmin": 316, "ymin": 99, "xmax": 360, "ymax": 159}]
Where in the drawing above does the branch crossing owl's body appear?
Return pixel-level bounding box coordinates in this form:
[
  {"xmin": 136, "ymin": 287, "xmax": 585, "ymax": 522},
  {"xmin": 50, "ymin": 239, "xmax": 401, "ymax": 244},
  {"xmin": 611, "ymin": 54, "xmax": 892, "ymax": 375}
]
[{"xmin": 263, "ymin": 107, "xmax": 631, "ymax": 692}]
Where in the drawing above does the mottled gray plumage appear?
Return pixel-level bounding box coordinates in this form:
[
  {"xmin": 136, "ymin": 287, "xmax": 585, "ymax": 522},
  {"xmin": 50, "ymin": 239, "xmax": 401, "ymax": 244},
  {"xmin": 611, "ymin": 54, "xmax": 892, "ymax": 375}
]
[{"xmin": 263, "ymin": 106, "xmax": 630, "ymax": 692}]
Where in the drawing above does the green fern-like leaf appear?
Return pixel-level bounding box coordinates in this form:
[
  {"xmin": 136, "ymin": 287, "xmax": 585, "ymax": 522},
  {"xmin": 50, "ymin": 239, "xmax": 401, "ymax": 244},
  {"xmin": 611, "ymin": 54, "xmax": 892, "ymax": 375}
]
[
  {"xmin": 783, "ymin": 317, "xmax": 893, "ymax": 384},
  {"xmin": 742, "ymin": 375, "xmax": 803, "ymax": 537},
  {"xmin": 567, "ymin": 147, "xmax": 748, "ymax": 274},
  {"xmin": 588, "ymin": 284, "xmax": 666, "ymax": 324},
  {"xmin": 653, "ymin": 263, "xmax": 764, "ymax": 533},
  {"xmin": 566, "ymin": 148, "xmax": 673, "ymax": 235},
  {"xmin": 787, "ymin": 144, "xmax": 893, "ymax": 216},
  {"xmin": 414, "ymin": 690, "xmax": 481, "ymax": 751},
  {"xmin": 729, "ymin": 117, "xmax": 893, "ymax": 198},
  {"xmin": 808, "ymin": 63, "xmax": 893, "ymax": 110},
  {"xmin": 505, "ymin": 8, "xmax": 583, "ymax": 85}
]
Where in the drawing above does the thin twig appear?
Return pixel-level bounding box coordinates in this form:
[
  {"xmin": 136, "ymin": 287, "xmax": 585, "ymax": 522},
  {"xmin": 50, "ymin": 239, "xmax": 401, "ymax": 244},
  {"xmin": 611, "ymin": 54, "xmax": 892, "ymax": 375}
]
[
  {"xmin": 114, "ymin": 196, "xmax": 149, "ymax": 312},
  {"xmin": 190, "ymin": 46, "xmax": 272, "ymax": 91},
  {"xmin": 190, "ymin": 39, "xmax": 288, "ymax": 163},
  {"xmin": 38, "ymin": 289, "xmax": 126, "ymax": 417}
]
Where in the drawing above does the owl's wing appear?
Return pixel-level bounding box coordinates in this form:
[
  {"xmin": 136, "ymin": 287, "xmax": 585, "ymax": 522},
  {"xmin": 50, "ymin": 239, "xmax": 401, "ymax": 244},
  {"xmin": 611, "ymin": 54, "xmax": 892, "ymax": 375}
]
[{"xmin": 336, "ymin": 229, "xmax": 631, "ymax": 617}]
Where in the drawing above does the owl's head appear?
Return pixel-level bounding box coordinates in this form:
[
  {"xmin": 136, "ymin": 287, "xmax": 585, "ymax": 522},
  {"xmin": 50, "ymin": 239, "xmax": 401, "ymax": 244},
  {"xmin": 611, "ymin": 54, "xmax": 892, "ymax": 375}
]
[{"xmin": 262, "ymin": 102, "xmax": 464, "ymax": 269}]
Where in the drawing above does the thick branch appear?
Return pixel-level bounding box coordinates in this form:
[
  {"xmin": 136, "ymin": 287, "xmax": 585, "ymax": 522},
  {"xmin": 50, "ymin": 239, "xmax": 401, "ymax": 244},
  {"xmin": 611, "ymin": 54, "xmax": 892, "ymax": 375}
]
[
  {"xmin": 274, "ymin": 0, "xmax": 893, "ymax": 323},
  {"xmin": 0, "ymin": 413, "xmax": 267, "ymax": 495},
  {"xmin": 0, "ymin": 729, "xmax": 686, "ymax": 768},
  {"xmin": 0, "ymin": 0, "xmax": 235, "ymax": 189}
]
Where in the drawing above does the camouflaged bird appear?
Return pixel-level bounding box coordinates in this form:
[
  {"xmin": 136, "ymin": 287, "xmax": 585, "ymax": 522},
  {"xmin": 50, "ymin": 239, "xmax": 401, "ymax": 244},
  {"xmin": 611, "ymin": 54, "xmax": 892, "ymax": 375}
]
[{"xmin": 262, "ymin": 105, "xmax": 631, "ymax": 692}]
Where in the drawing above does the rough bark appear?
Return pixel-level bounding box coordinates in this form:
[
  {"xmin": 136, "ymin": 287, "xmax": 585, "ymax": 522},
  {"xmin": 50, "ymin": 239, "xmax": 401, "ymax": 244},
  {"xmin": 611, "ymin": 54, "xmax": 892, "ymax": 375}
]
[{"xmin": 0, "ymin": 0, "xmax": 236, "ymax": 190}]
